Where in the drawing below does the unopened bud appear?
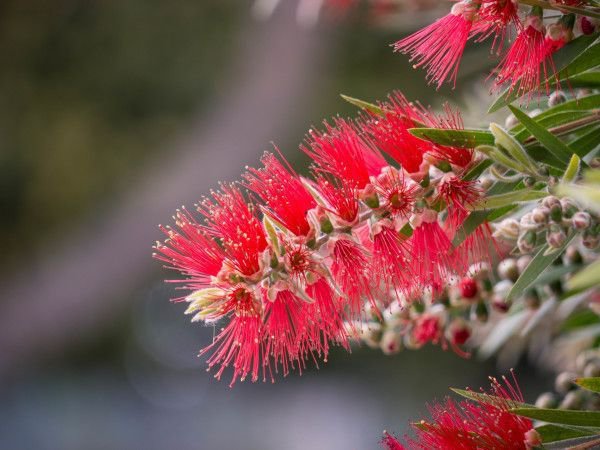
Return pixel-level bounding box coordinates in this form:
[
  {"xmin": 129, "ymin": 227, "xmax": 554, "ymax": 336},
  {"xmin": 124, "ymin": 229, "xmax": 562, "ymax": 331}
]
[
  {"xmin": 505, "ymin": 113, "xmax": 519, "ymax": 129},
  {"xmin": 535, "ymin": 392, "xmax": 558, "ymax": 409},
  {"xmin": 580, "ymin": 16, "xmax": 597, "ymax": 35},
  {"xmin": 584, "ymin": 361, "xmax": 600, "ymax": 378},
  {"xmin": 531, "ymin": 207, "xmax": 549, "ymax": 224},
  {"xmin": 380, "ymin": 329, "xmax": 402, "ymax": 355},
  {"xmin": 360, "ymin": 322, "xmax": 383, "ymax": 349},
  {"xmin": 583, "ymin": 231, "xmax": 600, "ymax": 249},
  {"xmin": 548, "ymin": 90, "xmax": 567, "ymax": 107},
  {"xmin": 561, "ymin": 197, "xmax": 579, "ymax": 218},
  {"xmin": 498, "ymin": 258, "xmax": 519, "ymax": 282},
  {"xmin": 542, "ymin": 195, "xmax": 561, "ymax": 210},
  {"xmin": 524, "ymin": 429, "xmax": 542, "ymax": 449},
  {"xmin": 447, "ymin": 318, "xmax": 471, "ymax": 346},
  {"xmin": 494, "ymin": 279, "xmax": 514, "ymax": 297},
  {"xmin": 517, "ymin": 255, "xmax": 532, "ymax": 275},
  {"xmin": 520, "ymin": 212, "xmax": 539, "ymax": 231},
  {"xmin": 518, "ymin": 230, "xmax": 537, "ymax": 253},
  {"xmin": 360, "ymin": 184, "xmax": 380, "ymax": 209},
  {"xmin": 494, "ymin": 218, "xmax": 520, "ymax": 240},
  {"xmin": 555, "ymin": 371, "xmax": 577, "ymax": 395},
  {"xmin": 492, "ymin": 295, "xmax": 511, "ymax": 313},
  {"xmin": 549, "ymin": 204, "xmax": 563, "ymax": 222},
  {"xmin": 561, "ymin": 391, "xmax": 584, "ymax": 410},
  {"xmin": 572, "ymin": 211, "xmax": 591, "ymax": 230},
  {"xmin": 547, "ymin": 226, "xmax": 567, "ymax": 248}
]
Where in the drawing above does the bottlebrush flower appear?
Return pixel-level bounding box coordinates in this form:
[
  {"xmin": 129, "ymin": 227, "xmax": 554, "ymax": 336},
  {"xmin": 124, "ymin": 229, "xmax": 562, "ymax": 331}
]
[
  {"xmin": 198, "ymin": 184, "xmax": 267, "ymax": 277},
  {"xmin": 392, "ymin": 0, "xmax": 478, "ymax": 88},
  {"xmin": 412, "ymin": 311, "xmax": 444, "ymax": 346},
  {"xmin": 302, "ymin": 118, "xmax": 386, "ymax": 190},
  {"xmin": 472, "ymin": 0, "xmax": 521, "ymax": 52},
  {"xmin": 409, "ymin": 209, "xmax": 454, "ymax": 291},
  {"xmin": 243, "ymin": 151, "xmax": 316, "ymax": 237},
  {"xmin": 491, "ymin": 10, "xmax": 551, "ymax": 101},
  {"xmin": 313, "ymin": 173, "xmax": 360, "ymax": 224},
  {"xmin": 373, "ymin": 167, "xmax": 418, "ymax": 219},
  {"xmin": 386, "ymin": 373, "xmax": 535, "ymax": 449},
  {"xmin": 437, "ymin": 174, "xmax": 481, "ymax": 240},
  {"xmin": 372, "ymin": 222, "xmax": 412, "ymax": 298}
]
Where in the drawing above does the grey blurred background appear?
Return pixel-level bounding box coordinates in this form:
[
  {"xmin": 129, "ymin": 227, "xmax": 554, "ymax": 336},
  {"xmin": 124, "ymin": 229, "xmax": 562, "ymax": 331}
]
[{"xmin": 0, "ymin": 1, "xmax": 549, "ymax": 449}]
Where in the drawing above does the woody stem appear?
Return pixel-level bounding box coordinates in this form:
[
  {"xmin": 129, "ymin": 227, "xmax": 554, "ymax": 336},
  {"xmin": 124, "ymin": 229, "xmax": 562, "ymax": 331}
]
[{"xmin": 518, "ymin": 0, "xmax": 600, "ymax": 20}]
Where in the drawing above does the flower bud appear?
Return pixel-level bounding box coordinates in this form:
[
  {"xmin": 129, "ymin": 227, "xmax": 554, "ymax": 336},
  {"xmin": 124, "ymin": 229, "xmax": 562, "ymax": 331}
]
[
  {"xmin": 517, "ymin": 255, "xmax": 532, "ymax": 275},
  {"xmin": 572, "ymin": 211, "xmax": 591, "ymax": 231},
  {"xmin": 359, "ymin": 322, "xmax": 383, "ymax": 349},
  {"xmin": 459, "ymin": 277, "xmax": 478, "ymax": 300},
  {"xmin": 531, "ymin": 207, "xmax": 549, "ymax": 224},
  {"xmin": 520, "ymin": 212, "xmax": 539, "ymax": 231},
  {"xmin": 564, "ymin": 245, "xmax": 583, "ymax": 265},
  {"xmin": 561, "ymin": 197, "xmax": 579, "ymax": 218},
  {"xmin": 494, "ymin": 279, "xmax": 514, "ymax": 297},
  {"xmin": 518, "ymin": 230, "xmax": 537, "ymax": 253},
  {"xmin": 542, "ymin": 195, "xmax": 561, "ymax": 210},
  {"xmin": 504, "ymin": 113, "xmax": 519, "ymax": 129},
  {"xmin": 549, "ymin": 204, "xmax": 563, "ymax": 223},
  {"xmin": 492, "ymin": 295, "xmax": 511, "ymax": 313},
  {"xmin": 498, "ymin": 258, "xmax": 519, "ymax": 282},
  {"xmin": 576, "ymin": 350, "xmax": 600, "ymax": 372},
  {"xmin": 494, "ymin": 218, "xmax": 520, "ymax": 240},
  {"xmin": 584, "ymin": 361, "xmax": 600, "ymax": 378},
  {"xmin": 535, "ymin": 392, "xmax": 558, "ymax": 409},
  {"xmin": 580, "ymin": 16, "xmax": 597, "ymax": 35},
  {"xmin": 447, "ymin": 318, "xmax": 471, "ymax": 346},
  {"xmin": 547, "ymin": 227, "xmax": 567, "ymax": 249},
  {"xmin": 555, "ymin": 371, "xmax": 577, "ymax": 395},
  {"xmin": 380, "ymin": 329, "xmax": 402, "ymax": 355},
  {"xmin": 524, "ymin": 429, "xmax": 542, "ymax": 449},
  {"xmin": 548, "ymin": 90, "xmax": 567, "ymax": 107},
  {"xmin": 523, "ymin": 176, "xmax": 536, "ymax": 188},
  {"xmin": 561, "ymin": 391, "xmax": 584, "ymax": 410},
  {"xmin": 528, "ymin": 108, "xmax": 543, "ymax": 118},
  {"xmin": 583, "ymin": 231, "xmax": 600, "ymax": 249}
]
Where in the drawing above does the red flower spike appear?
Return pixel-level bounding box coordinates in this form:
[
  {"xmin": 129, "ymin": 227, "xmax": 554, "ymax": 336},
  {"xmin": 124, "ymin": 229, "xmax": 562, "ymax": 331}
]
[
  {"xmin": 492, "ymin": 13, "xmax": 553, "ymax": 102},
  {"xmin": 331, "ymin": 237, "xmax": 378, "ymax": 319},
  {"xmin": 374, "ymin": 169, "xmax": 418, "ymax": 220},
  {"xmin": 302, "ymin": 118, "xmax": 386, "ymax": 190},
  {"xmin": 438, "ymin": 174, "xmax": 481, "ymax": 239},
  {"xmin": 410, "ymin": 211, "xmax": 454, "ymax": 291},
  {"xmin": 372, "ymin": 224, "xmax": 412, "ymax": 298},
  {"xmin": 381, "ymin": 431, "xmax": 406, "ymax": 450},
  {"xmin": 262, "ymin": 290, "xmax": 308, "ymax": 378},
  {"xmin": 154, "ymin": 208, "xmax": 225, "ymax": 293},
  {"xmin": 458, "ymin": 221, "xmax": 503, "ymax": 267},
  {"xmin": 199, "ymin": 288, "xmax": 263, "ymax": 387},
  {"xmin": 394, "ymin": 372, "xmax": 534, "ymax": 449},
  {"xmin": 459, "ymin": 277, "xmax": 478, "ymax": 299},
  {"xmin": 314, "ymin": 173, "xmax": 360, "ymax": 224},
  {"xmin": 471, "ymin": 0, "xmax": 521, "ymax": 53},
  {"xmin": 198, "ymin": 184, "xmax": 268, "ymax": 277},
  {"xmin": 426, "ymin": 105, "xmax": 473, "ymax": 168},
  {"xmin": 243, "ymin": 151, "xmax": 316, "ymax": 237},
  {"xmin": 413, "ymin": 313, "xmax": 443, "ymax": 346},
  {"xmin": 393, "ymin": 1, "xmax": 476, "ymax": 88}
]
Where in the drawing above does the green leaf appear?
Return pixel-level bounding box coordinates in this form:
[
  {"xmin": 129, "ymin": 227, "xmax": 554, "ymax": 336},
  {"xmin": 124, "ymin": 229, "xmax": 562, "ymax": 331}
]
[
  {"xmin": 570, "ymin": 125, "xmax": 600, "ymax": 158},
  {"xmin": 340, "ymin": 94, "xmax": 384, "ymax": 116},
  {"xmin": 508, "ymin": 105, "xmax": 573, "ymax": 166},
  {"xmin": 408, "ymin": 128, "xmax": 494, "ymax": 148},
  {"xmin": 563, "ymin": 154, "xmax": 581, "ymax": 183},
  {"xmin": 568, "ymin": 260, "xmax": 600, "ymax": 291},
  {"xmin": 511, "ymin": 407, "xmax": 600, "ymax": 427},
  {"xmin": 544, "ymin": 434, "xmax": 600, "ymax": 449},
  {"xmin": 507, "ymin": 232, "xmax": 577, "ymax": 300},
  {"xmin": 463, "ymin": 158, "xmax": 493, "ymax": 181},
  {"xmin": 471, "ymin": 190, "xmax": 546, "ymax": 210},
  {"xmin": 576, "ymin": 377, "xmax": 600, "ymax": 394},
  {"xmin": 489, "ymin": 34, "xmax": 600, "ymax": 113},
  {"xmin": 490, "ymin": 123, "xmax": 538, "ymax": 173},
  {"xmin": 536, "ymin": 424, "xmax": 595, "ymax": 443},
  {"xmin": 477, "ymin": 144, "xmax": 528, "ymax": 173},
  {"xmin": 513, "ymin": 111, "xmax": 594, "ymax": 143}
]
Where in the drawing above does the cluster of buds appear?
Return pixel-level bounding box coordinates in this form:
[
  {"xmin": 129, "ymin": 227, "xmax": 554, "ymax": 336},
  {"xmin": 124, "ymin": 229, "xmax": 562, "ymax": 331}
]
[
  {"xmin": 535, "ymin": 350, "xmax": 600, "ymax": 411},
  {"xmin": 393, "ymin": 0, "xmax": 594, "ymax": 96},
  {"xmin": 494, "ymin": 195, "xmax": 600, "ymax": 253},
  {"xmin": 154, "ymin": 91, "xmax": 500, "ymax": 385}
]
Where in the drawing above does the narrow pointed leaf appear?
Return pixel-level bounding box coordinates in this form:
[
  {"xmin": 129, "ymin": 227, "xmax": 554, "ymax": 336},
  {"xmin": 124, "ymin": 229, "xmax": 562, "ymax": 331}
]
[
  {"xmin": 544, "ymin": 435, "xmax": 600, "ymax": 449},
  {"xmin": 408, "ymin": 128, "xmax": 494, "ymax": 148},
  {"xmin": 570, "ymin": 125, "xmax": 600, "ymax": 157},
  {"xmin": 568, "ymin": 260, "xmax": 600, "ymax": 291},
  {"xmin": 340, "ymin": 94, "xmax": 385, "ymax": 116},
  {"xmin": 563, "ymin": 154, "xmax": 581, "ymax": 183},
  {"xmin": 511, "ymin": 408, "xmax": 600, "ymax": 427},
  {"xmin": 450, "ymin": 388, "xmax": 531, "ymax": 408},
  {"xmin": 576, "ymin": 377, "xmax": 600, "ymax": 394},
  {"xmin": 507, "ymin": 232, "xmax": 577, "ymax": 300},
  {"xmin": 490, "ymin": 123, "xmax": 537, "ymax": 172},
  {"xmin": 470, "ymin": 190, "xmax": 546, "ymax": 210},
  {"xmin": 514, "ymin": 111, "xmax": 594, "ymax": 142},
  {"xmin": 536, "ymin": 424, "xmax": 595, "ymax": 443}
]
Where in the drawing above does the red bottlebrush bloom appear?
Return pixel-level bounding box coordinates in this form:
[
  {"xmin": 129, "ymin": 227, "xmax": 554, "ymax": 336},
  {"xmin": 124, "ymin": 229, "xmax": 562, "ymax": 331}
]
[
  {"xmin": 459, "ymin": 221, "xmax": 503, "ymax": 267},
  {"xmin": 302, "ymin": 118, "xmax": 386, "ymax": 190},
  {"xmin": 243, "ymin": 151, "xmax": 316, "ymax": 237},
  {"xmin": 330, "ymin": 236, "xmax": 377, "ymax": 318},
  {"xmin": 154, "ymin": 208, "xmax": 225, "ymax": 293},
  {"xmin": 372, "ymin": 224, "xmax": 412, "ymax": 298},
  {"xmin": 459, "ymin": 277, "xmax": 478, "ymax": 299},
  {"xmin": 392, "ymin": 1, "xmax": 477, "ymax": 88},
  {"xmin": 314, "ymin": 173, "xmax": 360, "ymax": 224},
  {"xmin": 262, "ymin": 290, "xmax": 308, "ymax": 378},
  {"xmin": 426, "ymin": 105, "xmax": 473, "ymax": 168},
  {"xmin": 374, "ymin": 168, "xmax": 418, "ymax": 219},
  {"xmin": 198, "ymin": 184, "xmax": 267, "ymax": 277},
  {"xmin": 200, "ymin": 288, "xmax": 263, "ymax": 386},
  {"xmin": 360, "ymin": 92, "xmax": 431, "ymax": 173},
  {"xmin": 492, "ymin": 13, "xmax": 552, "ymax": 101},
  {"xmin": 401, "ymin": 373, "xmax": 534, "ymax": 449},
  {"xmin": 472, "ymin": 0, "xmax": 521, "ymax": 52},
  {"xmin": 381, "ymin": 432, "xmax": 406, "ymax": 450},
  {"xmin": 410, "ymin": 210, "xmax": 454, "ymax": 291},
  {"xmin": 438, "ymin": 174, "xmax": 481, "ymax": 238}
]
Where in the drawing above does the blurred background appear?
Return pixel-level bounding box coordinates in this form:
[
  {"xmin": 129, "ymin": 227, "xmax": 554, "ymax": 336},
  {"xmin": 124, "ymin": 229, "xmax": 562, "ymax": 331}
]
[{"xmin": 0, "ymin": 1, "xmax": 551, "ymax": 449}]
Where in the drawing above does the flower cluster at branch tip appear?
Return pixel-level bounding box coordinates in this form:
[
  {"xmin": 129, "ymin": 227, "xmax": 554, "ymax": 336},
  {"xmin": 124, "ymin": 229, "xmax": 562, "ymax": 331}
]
[
  {"xmin": 153, "ymin": 91, "xmax": 500, "ymax": 386},
  {"xmin": 381, "ymin": 372, "xmax": 540, "ymax": 450},
  {"xmin": 393, "ymin": 0, "xmax": 597, "ymax": 95}
]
